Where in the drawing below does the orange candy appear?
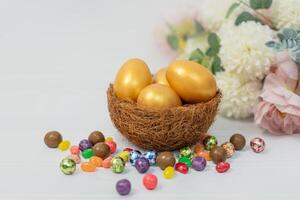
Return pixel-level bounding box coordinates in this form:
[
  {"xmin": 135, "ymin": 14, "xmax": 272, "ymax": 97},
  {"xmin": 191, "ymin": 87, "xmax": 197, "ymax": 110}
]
[
  {"xmin": 195, "ymin": 150, "xmax": 212, "ymax": 161},
  {"xmin": 194, "ymin": 144, "xmax": 205, "ymax": 154},
  {"xmin": 102, "ymin": 156, "xmax": 112, "ymax": 168},
  {"xmin": 89, "ymin": 156, "xmax": 103, "ymax": 168},
  {"xmin": 81, "ymin": 162, "xmax": 96, "ymax": 172}
]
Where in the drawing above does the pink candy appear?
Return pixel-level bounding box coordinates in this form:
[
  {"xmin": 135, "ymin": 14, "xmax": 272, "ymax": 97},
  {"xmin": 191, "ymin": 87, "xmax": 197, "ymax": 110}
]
[
  {"xmin": 105, "ymin": 141, "xmax": 117, "ymax": 154},
  {"xmin": 70, "ymin": 145, "xmax": 81, "ymax": 155}
]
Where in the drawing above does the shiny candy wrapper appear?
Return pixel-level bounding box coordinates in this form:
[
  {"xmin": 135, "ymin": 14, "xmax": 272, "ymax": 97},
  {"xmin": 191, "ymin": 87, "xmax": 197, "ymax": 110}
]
[
  {"xmin": 129, "ymin": 150, "xmax": 142, "ymax": 166},
  {"xmin": 111, "ymin": 156, "xmax": 125, "ymax": 173},
  {"xmin": 60, "ymin": 157, "xmax": 76, "ymax": 175},
  {"xmin": 143, "ymin": 150, "xmax": 157, "ymax": 166},
  {"xmin": 179, "ymin": 147, "xmax": 193, "ymax": 159}
]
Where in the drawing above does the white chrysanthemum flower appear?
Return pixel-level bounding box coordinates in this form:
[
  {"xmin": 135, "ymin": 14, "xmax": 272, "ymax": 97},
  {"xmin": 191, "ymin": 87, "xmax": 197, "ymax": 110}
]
[
  {"xmin": 180, "ymin": 33, "xmax": 209, "ymax": 59},
  {"xmin": 199, "ymin": 0, "xmax": 241, "ymax": 31},
  {"xmin": 271, "ymin": 0, "xmax": 300, "ymax": 29},
  {"xmin": 219, "ymin": 21, "xmax": 275, "ymax": 81},
  {"xmin": 216, "ymin": 71, "xmax": 262, "ymax": 119}
]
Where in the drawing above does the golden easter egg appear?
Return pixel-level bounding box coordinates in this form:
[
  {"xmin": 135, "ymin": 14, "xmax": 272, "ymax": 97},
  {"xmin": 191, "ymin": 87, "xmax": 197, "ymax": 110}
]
[
  {"xmin": 166, "ymin": 60, "xmax": 217, "ymax": 103},
  {"xmin": 137, "ymin": 84, "xmax": 182, "ymax": 109},
  {"xmin": 154, "ymin": 68, "xmax": 169, "ymax": 86},
  {"xmin": 114, "ymin": 58, "xmax": 152, "ymax": 101}
]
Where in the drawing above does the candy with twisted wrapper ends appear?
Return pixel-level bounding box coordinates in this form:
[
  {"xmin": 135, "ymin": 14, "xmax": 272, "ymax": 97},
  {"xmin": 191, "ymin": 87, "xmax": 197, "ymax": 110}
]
[
  {"xmin": 156, "ymin": 151, "xmax": 176, "ymax": 170},
  {"xmin": 203, "ymin": 135, "xmax": 218, "ymax": 151},
  {"xmin": 116, "ymin": 179, "xmax": 131, "ymax": 196},
  {"xmin": 250, "ymin": 137, "xmax": 265, "ymax": 153},
  {"xmin": 60, "ymin": 157, "xmax": 76, "ymax": 175},
  {"xmin": 230, "ymin": 133, "xmax": 246, "ymax": 150}
]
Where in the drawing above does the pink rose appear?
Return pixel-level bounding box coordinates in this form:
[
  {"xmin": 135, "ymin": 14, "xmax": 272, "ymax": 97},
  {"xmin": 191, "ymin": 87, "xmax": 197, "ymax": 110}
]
[{"xmin": 255, "ymin": 51, "xmax": 300, "ymax": 134}]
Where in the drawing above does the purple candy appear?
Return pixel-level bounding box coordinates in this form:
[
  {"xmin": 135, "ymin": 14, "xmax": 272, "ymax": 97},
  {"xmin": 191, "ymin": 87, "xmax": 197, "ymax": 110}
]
[
  {"xmin": 192, "ymin": 156, "xmax": 207, "ymax": 171},
  {"xmin": 79, "ymin": 139, "xmax": 92, "ymax": 151},
  {"xmin": 116, "ymin": 179, "xmax": 131, "ymax": 195},
  {"xmin": 135, "ymin": 157, "xmax": 150, "ymax": 174}
]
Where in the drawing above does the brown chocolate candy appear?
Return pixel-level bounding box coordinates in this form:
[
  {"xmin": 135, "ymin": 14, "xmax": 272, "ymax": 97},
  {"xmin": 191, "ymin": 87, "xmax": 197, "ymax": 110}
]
[
  {"xmin": 156, "ymin": 151, "xmax": 176, "ymax": 170},
  {"xmin": 209, "ymin": 146, "xmax": 227, "ymax": 164},
  {"xmin": 44, "ymin": 131, "xmax": 62, "ymax": 148},
  {"xmin": 92, "ymin": 142, "xmax": 110, "ymax": 159},
  {"xmin": 230, "ymin": 133, "xmax": 246, "ymax": 150},
  {"xmin": 88, "ymin": 131, "xmax": 105, "ymax": 145}
]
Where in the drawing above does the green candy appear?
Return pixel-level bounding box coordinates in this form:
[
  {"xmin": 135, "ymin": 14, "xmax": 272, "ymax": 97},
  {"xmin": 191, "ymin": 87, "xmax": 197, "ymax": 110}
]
[
  {"xmin": 60, "ymin": 157, "xmax": 76, "ymax": 175},
  {"xmin": 82, "ymin": 148, "xmax": 94, "ymax": 159},
  {"xmin": 179, "ymin": 147, "xmax": 193, "ymax": 159},
  {"xmin": 178, "ymin": 156, "xmax": 192, "ymax": 167},
  {"xmin": 111, "ymin": 156, "xmax": 125, "ymax": 173},
  {"xmin": 203, "ymin": 135, "xmax": 218, "ymax": 151}
]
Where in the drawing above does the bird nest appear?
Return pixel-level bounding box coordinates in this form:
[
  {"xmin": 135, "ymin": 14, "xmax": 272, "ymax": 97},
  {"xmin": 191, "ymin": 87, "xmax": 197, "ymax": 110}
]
[{"xmin": 107, "ymin": 84, "xmax": 221, "ymax": 151}]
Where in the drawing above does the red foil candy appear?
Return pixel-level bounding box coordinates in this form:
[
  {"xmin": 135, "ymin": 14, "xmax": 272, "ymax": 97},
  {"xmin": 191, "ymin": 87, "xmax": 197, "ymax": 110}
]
[
  {"xmin": 175, "ymin": 162, "xmax": 189, "ymax": 174},
  {"xmin": 216, "ymin": 162, "xmax": 230, "ymax": 173}
]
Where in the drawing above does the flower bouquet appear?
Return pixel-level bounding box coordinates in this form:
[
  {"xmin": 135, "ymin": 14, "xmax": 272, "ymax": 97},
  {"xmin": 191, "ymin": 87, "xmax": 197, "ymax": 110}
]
[{"xmin": 155, "ymin": 0, "xmax": 300, "ymax": 134}]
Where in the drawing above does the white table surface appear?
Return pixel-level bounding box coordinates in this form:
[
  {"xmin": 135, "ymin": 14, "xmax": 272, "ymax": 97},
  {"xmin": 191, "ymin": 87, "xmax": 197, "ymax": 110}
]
[{"xmin": 1, "ymin": 0, "xmax": 300, "ymax": 199}]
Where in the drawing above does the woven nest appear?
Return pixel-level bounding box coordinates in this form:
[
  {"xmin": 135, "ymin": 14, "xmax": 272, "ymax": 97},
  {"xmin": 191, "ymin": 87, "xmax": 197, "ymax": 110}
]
[{"xmin": 107, "ymin": 84, "xmax": 221, "ymax": 151}]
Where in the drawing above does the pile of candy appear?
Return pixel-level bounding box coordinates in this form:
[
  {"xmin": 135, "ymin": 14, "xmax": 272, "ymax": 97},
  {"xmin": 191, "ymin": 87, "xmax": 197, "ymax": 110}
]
[{"xmin": 44, "ymin": 131, "xmax": 266, "ymax": 196}]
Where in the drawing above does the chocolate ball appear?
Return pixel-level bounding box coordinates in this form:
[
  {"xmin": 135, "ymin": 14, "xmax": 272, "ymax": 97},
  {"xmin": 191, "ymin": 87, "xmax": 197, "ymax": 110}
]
[
  {"xmin": 156, "ymin": 151, "xmax": 175, "ymax": 170},
  {"xmin": 88, "ymin": 131, "xmax": 105, "ymax": 145},
  {"xmin": 209, "ymin": 146, "xmax": 227, "ymax": 164},
  {"xmin": 44, "ymin": 131, "xmax": 62, "ymax": 148},
  {"xmin": 230, "ymin": 133, "xmax": 246, "ymax": 150},
  {"xmin": 92, "ymin": 142, "xmax": 110, "ymax": 159}
]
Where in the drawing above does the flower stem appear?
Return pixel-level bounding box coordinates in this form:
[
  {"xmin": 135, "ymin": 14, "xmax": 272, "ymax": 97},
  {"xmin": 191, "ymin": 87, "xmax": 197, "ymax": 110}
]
[{"xmin": 237, "ymin": 0, "xmax": 277, "ymax": 30}]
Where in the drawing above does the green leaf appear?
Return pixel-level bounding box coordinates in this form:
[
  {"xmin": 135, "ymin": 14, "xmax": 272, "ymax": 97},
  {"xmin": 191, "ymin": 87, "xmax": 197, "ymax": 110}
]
[
  {"xmin": 195, "ymin": 20, "xmax": 204, "ymax": 33},
  {"xmin": 226, "ymin": 2, "xmax": 240, "ymax": 18},
  {"xmin": 166, "ymin": 35, "xmax": 179, "ymax": 50},
  {"xmin": 212, "ymin": 56, "xmax": 222, "ymax": 74},
  {"xmin": 235, "ymin": 11, "xmax": 260, "ymax": 26},
  {"xmin": 277, "ymin": 33, "xmax": 285, "ymax": 42},
  {"xmin": 201, "ymin": 55, "xmax": 212, "ymax": 69},
  {"xmin": 250, "ymin": 0, "xmax": 272, "ymax": 9},
  {"xmin": 265, "ymin": 41, "xmax": 276, "ymax": 48},
  {"xmin": 206, "ymin": 32, "xmax": 221, "ymax": 56},
  {"xmin": 189, "ymin": 48, "xmax": 204, "ymax": 62}
]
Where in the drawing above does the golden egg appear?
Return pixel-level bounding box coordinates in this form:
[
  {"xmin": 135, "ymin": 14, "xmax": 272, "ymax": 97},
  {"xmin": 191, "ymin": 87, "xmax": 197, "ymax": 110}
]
[
  {"xmin": 154, "ymin": 68, "xmax": 169, "ymax": 86},
  {"xmin": 166, "ymin": 60, "xmax": 217, "ymax": 103},
  {"xmin": 114, "ymin": 58, "xmax": 152, "ymax": 101},
  {"xmin": 137, "ymin": 84, "xmax": 182, "ymax": 109}
]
